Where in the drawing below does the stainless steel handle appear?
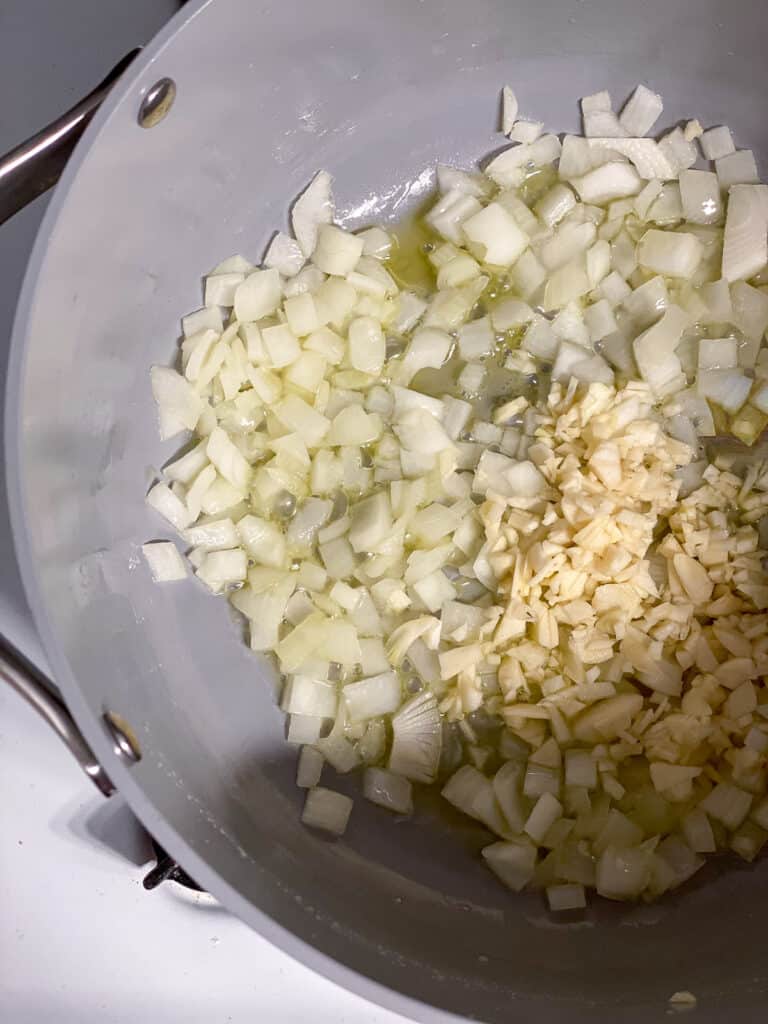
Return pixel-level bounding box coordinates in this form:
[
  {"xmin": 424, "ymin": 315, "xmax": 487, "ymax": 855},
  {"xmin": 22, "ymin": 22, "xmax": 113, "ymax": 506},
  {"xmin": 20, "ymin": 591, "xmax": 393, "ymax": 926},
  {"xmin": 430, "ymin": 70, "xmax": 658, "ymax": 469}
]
[
  {"xmin": 0, "ymin": 49, "xmax": 140, "ymax": 226},
  {"xmin": 0, "ymin": 633, "xmax": 115, "ymax": 797}
]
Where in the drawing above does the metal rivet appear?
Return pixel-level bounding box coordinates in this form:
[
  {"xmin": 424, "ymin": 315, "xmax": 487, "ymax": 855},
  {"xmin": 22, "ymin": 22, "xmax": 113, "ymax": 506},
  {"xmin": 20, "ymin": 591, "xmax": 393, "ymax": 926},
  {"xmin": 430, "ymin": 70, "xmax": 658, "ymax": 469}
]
[
  {"xmin": 138, "ymin": 77, "xmax": 176, "ymax": 129},
  {"xmin": 103, "ymin": 711, "xmax": 142, "ymax": 764}
]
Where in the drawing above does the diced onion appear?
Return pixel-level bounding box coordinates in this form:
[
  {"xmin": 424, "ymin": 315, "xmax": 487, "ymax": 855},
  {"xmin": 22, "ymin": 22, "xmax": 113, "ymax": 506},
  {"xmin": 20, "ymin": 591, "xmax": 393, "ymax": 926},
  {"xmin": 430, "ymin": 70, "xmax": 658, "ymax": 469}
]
[
  {"xmin": 343, "ymin": 672, "xmax": 401, "ymax": 723},
  {"xmin": 148, "ymin": 77, "xmax": 768, "ymax": 916},
  {"xmin": 264, "ymin": 231, "xmax": 305, "ymax": 277},
  {"xmin": 546, "ymin": 883, "xmax": 587, "ymax": 912},
  {"xmin": 363, "ymin": 767, "xmax": 413, "ymax": 814},
  {"xmin": 301, "ymin": 786, "xmax": 353, "ymax": 836},
  {"xmin": 141, "ymin": 541, "xmax": 188, "ymax": 582},
  {"xmin": 292, "ymin": 170, "xmax": 334, "ymax": 258},
  {"xmin": 296, "ymin": 745, "xmax": 324, "ymax": 786},
  {"xmin": 482, "ymin": 838, "xmax": 537, "ymax": 891}
]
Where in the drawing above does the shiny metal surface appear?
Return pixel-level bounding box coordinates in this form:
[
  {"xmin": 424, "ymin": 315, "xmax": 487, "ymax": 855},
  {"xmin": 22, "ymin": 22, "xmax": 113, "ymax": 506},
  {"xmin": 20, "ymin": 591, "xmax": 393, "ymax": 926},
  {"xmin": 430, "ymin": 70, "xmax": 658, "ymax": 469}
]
[
  {"xmin": 5, "ymin": 1, "xmax": 768, "ymax": 1021},
  {"xmin": 0, "ymin": 633, "xmax": 114, "ymax": 796},
  {"xmin": 103, "ymin": 710, "xmax": 143, "ymax": 765},
  {"xmin": 0, "ymin": 50, "xmax": 139, "ymax": 226},
  {"xmin": 138, "ymin": 78, "xmax": 177, "ymax": 129}
]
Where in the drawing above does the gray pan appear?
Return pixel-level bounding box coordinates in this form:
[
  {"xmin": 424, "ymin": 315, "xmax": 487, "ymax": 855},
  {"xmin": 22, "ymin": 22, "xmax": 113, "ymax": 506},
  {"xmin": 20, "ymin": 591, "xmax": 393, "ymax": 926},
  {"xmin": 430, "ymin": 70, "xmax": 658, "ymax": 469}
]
[{"xmin": 2, "ymin": 0, "xmax": 768, "ymax": 1021}]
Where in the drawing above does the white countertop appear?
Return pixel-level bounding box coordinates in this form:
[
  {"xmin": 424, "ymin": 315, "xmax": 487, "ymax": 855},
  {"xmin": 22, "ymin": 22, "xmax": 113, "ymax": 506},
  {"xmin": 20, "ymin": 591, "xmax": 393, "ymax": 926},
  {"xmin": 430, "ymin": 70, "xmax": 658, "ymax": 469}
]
[{"xmin": 0, "ymin": 4, "xmax": 407, "ymax": 1021}]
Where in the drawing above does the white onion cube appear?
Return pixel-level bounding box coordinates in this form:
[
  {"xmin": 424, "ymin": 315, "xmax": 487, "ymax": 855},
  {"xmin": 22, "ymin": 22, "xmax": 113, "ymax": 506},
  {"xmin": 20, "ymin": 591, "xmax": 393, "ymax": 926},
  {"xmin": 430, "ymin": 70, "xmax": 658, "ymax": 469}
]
[
  {"xmin": 264, "ymin": 231, "xmax": 305, "ymax": 277},
  {"xmin": 571, "ymin": 163, "xmax": 642, "ymax": 204},
  {"xmin": 546, "ymin": 883, "xmax": 587, "ymax": 912},
  {"xmin": 343, "ymin": 672, "xmax": 401, "ymax": 723},
  {"xmin": 301, "ymin": 787, "xmax": 353, "ymax": 836},
  {"xmin": 296, "ymin": 745, "xmax": 324, "ymax": 786},
  {"xmin": 348, "ymin": 316, "xmax": 385, "ymax": 375},
  {"xmin": 204, "ymin": 272, "xmax": 245, "ymax": 308},
  {"xmin": 141, "ymin": 541, "xmax": 188, "ymax": 582},
  {"xmin": 619, "ymin": 84, "xmax": 663, "ymax": 137},
  {"xmin": 482, "ymin": 839, "xmax": 537, "ymax": 892},
  {"xmin": 716, "ymin": 150, "xmax": 759, "ymax": 190},
  {"xmin": 461, "ymin": 202, "xmax": 529, "ymax": 267},
  {"xmin": 638, "ymin": 230, "xmax": 702, "ymax": 279},
  {"xmin": 312, "ymin": 224, "xmax": 364, "ymax": 276},
  {"xmin": 679, "ymin": 169, "xmax": 722, "ymax": 225},
  {"xmin": 288, "ymin": 716, "xmax": 324, "ymax": 747},
  {"xmin": 501, "ymin": 85, "xmax": 518, "ymax": 135},
  {"xmin": 722, "ymin": 184, "xmax": 768, "ymax": 283},
  {"xmin": 146, "ymin": 481, "xmax": 194, "ymax": 531},
  {"xmin": 363, "ymin": 767, "xmax": 413, "ymax": 814},
  {"xmin": 282, "ymin": 675, "xmax": 338, "ymax": 718},
  {"xmin": 234, "ymin": 268, "xmax": 282, "ymax": 322},
  {"xmin": 292, "ymin": 170, "xmax": 334, "ymax": 258}
]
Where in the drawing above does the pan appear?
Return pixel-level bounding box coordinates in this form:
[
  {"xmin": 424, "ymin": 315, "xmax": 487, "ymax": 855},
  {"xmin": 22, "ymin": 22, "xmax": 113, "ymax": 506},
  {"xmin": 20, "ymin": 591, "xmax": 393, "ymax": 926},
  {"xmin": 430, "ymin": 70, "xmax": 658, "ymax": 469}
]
[{"xmin": 3, "ymin": 1, "xmax": 768, "ymax": 1020}]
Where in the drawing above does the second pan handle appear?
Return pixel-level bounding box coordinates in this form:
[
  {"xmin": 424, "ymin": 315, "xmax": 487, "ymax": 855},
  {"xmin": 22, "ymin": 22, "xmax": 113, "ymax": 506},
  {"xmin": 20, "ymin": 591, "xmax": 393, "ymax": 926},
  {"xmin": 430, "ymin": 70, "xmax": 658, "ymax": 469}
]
[
  {"xmin": 0, "ymin": 633, "xmax": 115, "ymax": 796},
  {"xmin": 0, "ymin": 49, "xmax": 140, "ymax": 227}
]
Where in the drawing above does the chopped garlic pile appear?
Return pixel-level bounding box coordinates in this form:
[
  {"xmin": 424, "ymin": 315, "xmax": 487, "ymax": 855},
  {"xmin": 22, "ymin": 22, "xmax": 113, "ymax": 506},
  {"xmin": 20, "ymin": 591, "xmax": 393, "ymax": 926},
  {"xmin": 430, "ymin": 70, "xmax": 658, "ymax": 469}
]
[
  {"xmin": 145, "ymin": 81, "xmax": 768, "ymax": 910},
  {"xmin": 454, "ymin": 378, "xmax": 768, "ymax": 900}
]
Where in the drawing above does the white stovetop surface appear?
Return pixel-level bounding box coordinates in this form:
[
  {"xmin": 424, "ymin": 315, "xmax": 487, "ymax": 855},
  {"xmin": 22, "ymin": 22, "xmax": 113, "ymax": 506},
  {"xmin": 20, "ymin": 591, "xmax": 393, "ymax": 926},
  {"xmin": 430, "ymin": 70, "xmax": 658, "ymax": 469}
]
[
  {"xmin": 0, "ymin": 3, "xmax": 405, "ymax": 1021},
  {"xmin": 0, "ymin": 688, "xmax": 405, "ymax": 1024}
]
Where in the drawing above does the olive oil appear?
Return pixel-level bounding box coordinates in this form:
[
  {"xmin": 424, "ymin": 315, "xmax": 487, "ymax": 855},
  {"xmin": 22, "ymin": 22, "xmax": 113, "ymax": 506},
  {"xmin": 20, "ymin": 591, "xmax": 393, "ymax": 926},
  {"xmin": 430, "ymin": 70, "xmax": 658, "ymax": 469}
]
[
  {"xmin": 387, "ymin": 203, "xmax": 438, "ymax": 294},
  {"xmin": 385, "ymin": 182, "xmax": 543, "ymax": 420}
]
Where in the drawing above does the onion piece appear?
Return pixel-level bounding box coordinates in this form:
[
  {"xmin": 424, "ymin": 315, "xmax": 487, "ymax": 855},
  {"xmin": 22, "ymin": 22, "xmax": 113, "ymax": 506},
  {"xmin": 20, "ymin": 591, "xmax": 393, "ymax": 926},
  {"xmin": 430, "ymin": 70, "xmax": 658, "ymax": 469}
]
[
  {"xmin": 658, "ymin": 127, "xmax": 697, "ymax": 174},
  {"xmin": 343, "ymin": 672, "xmax": 401, "ymax": 723},
  {"xmin": 722, "ymin": 184, "xmax": 768, "ymax": 283},
  {"xmin": 150, "ymin": 366, "xmax": 204, "ymax": 438},
  {"xmin": 700, "ymin": 125, "xmax": 735, "ymax": 161},
  {"xmin": 183, "ymin": 307, "xmax": 224, "ymax": 342},
  {"xmin": 501, "ymin": 85, "xmax": 519, "ymax": 136},
  {"xmin": 596, "ymin": 846, "xmax": 650, "ymax": 900},
  {"xmin": 264, "ymin": 231, "xmax": 305, "ymax": 277},
  {"xmin": 146, "ymin": 481, "xmax": 194, "ymax": 531},
  {"xmin": 546, "ymin": 883, "xmax": 587, "ymax": 912},
  {"xmin": 312, "ymin": 224, "xmax": 365, "ymax": 276},
  {"xmin": 509, "ymin": 120, "xmax": 544, "ymax": 144},
  {"xmin": 585, "ymin": 138, "xmax": 674, "ymax": 180},
  {"xmin": 442, "ymin": 765, "xmax": 509, "ymax": 835},
  {"xmin": 571, "ymin": 163, "xmax": 642, "ymax": 204},
  {"xmin": 524, "ymin": 792, "xmax": 563, "ymax": 843},
  {"xmin": 301, "ymin": 786, "xmax": 353, "ymax": 836},
  {"xmin": 141, "ymin": 541, "xmax": 188, "ymax": 582},
  {"xmin": 482, "ymin": 838, "xmax": 537, "ymax": 892},
  {"xmin": 679, "ymin": 169, "xmax": 722, "ymax": 226},
  {"xmin": 207, "ymin": 427, "xmax": 252, "ymax": 491},
  {"xmin": 399, "ymin": 327, "xmax": 453, "ymax": 381},
  {"xmin": 461, "ymin": 202, "xmax": 529, "ymax": 267},
  {"xmin": 716, "ymin": 150, "xmax": 759, "ymax": 190},
  {"xmin": 363, "ymin": 767, "xmax": 413, "ymax": 814},
  {"xmin": 204, "ymin": 272, "xmax": 245, "ymax": 308},
  {"xmin": 292, "ymin": 170, "xmax": 334, "ymax": 258},
  {"xmin": 619, "ymin": 84, "xmax": 663, "ymax": 137},
  {"xmin": 233, "ymin": 268, "xmax": 282, "ymax": 322},
  {"xmin": 425, "ymin": 189, "xmax": 483, "ymax": 244},
  {"xmin": 697, "ymin": 368, "xmax": 751, "ymax": 414},
  {"xmin": 637, "ymin": 230, "xmax": 702, "ymax": 278},
  {"xmin": 699, "ymin": 783, "xmax": 752, "ymax": 830},
  {"xmin": 282, "ymin": 675, "xmax": 338, "ymax": 718},
  {"xmin": 389, "ymin": 691, "xmax": 441, "ymax": 783},
  {"xmin": 296, "ymin": 745, "xmax": 324, "ymax": 786},
  {"xmin": 632, "ymin": 305, "xmax": 689, "ymax": 396},
  {"xmin": 184, "ymin": 518, "xmax": 239, "ymax": 552},
  {"xmin": 195, "ymin": 548, "xmax": 248, "ymax": 593}
]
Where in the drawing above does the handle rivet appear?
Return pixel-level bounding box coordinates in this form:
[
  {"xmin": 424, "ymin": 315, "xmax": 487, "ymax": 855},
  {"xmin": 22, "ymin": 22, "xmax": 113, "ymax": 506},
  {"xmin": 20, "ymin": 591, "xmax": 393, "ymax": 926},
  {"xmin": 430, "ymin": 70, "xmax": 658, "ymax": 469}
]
[
  {"xmin": 138, "ymin": 78, "xmax": 176, "ymax": 129},
  {"xmin": 103, "ymin": 711, "xmax": 142, "ymax": 764}
]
